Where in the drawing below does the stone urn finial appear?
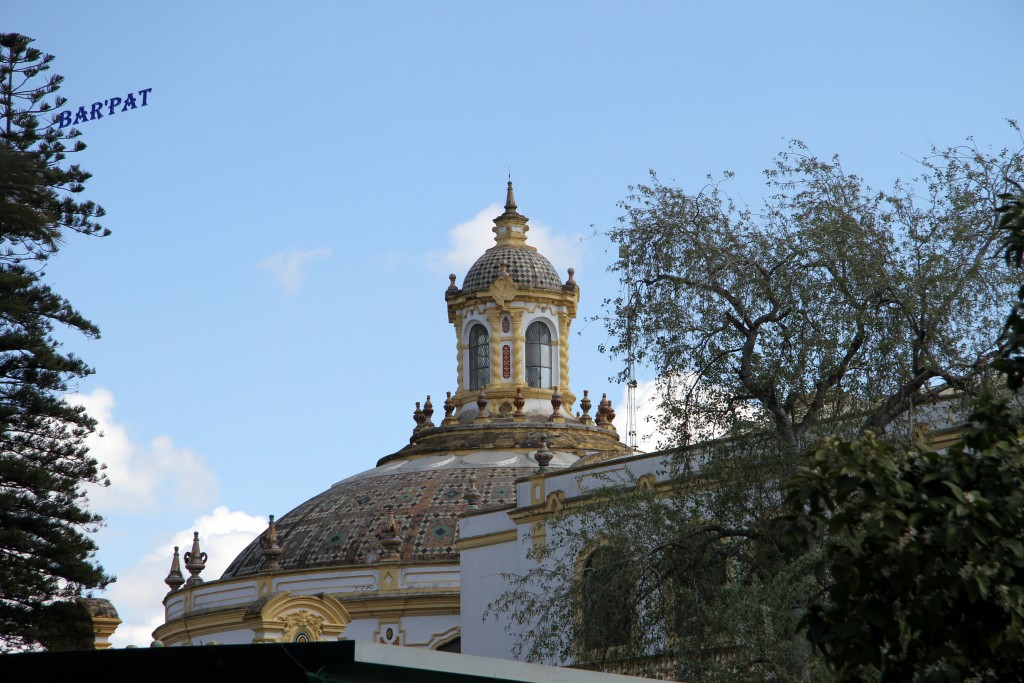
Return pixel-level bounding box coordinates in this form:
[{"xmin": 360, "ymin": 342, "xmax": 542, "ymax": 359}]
[
  {"xmin": 579, "ymin": 389, "xmax": 594, "ymax": 425},
  {"xmin": 183, "ymin": 532, "xmax": 207, "ymax": 586},
  {"xmin": 534, "ymin": 434, "xmax": 554, "ymax": 472},
  {"xmin": 474, "ymin": 389, "xmax": 490, "ymax": 423},
  {"xmin": 442, "ymin": 391, "xmax": 457, "ymax": 426}
]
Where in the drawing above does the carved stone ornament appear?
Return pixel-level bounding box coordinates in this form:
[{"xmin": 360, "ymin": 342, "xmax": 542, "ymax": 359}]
[
  {"xmin": 164, "ymin": 546, "xmax": 185, "ymax": 592},
  {"xmin": 548, "ymin": 386, "xmax": 564, "ymax": 422},
  {"xmin": 282, "ymin": 610, "xmax": 325, "ymax": 642},
  {"xmin": 413, "ymin": 402, "xmax": 425, "ymax": 430},
  {"xmin": 534, "ymin": 434, "xmax": 554, "ymax": 471},
  {"xmin": 513, "ymin": 387, "xmax": 526, "ymax": 420},
  {"xmin": 487, "ymin": 276, "xmax": 518, "ymax": 309},
  {"xmin": 380, "ymin": 509, "xmax": 403, "ymax": 560},
  {"xmin": 261, "ymin": 515, "xmax": 283, "ymax": 572},
  {"xmin": 422, "ymin": 395, "xmax": 434, "ymax": 426},
  {"xmin": 474, "ymin": 389, "xmax": 490, "ymax": 423},
  {"xmin": 579, "ymin": 389, "xmax": 594, "ymax": 425},
  {"xmin": 442, "ymin": 391, "xmax": 456, "ymax": 426},
  {"xmin": 183, "ymin": 532, "xmax": 207, "ymax": 586}
]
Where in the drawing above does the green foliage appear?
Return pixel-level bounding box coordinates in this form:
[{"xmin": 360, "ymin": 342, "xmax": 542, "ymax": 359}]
[
  {"xmin": 497, "ymin": 133, "xmax": 1024, "ymax": 680},
  {"xmin": 782, "ymin": 162, "xmax": 1024, "ymax": 681},
  {"xmin": 0, "ymin": 34, "xmax": 111, "ymax": 651},
  {"xmin": 609, "ymin": 134, "xmax": 1023, "ymax": 451},
  {"xmin": 490, "ymin": 437, "xmax": 832, "ymax": 682},
  {"xmin": 30, "ymin": 600, "xmax": 96, "ymax": 651},
  {"xmin": 994, "ymin": 175, "xmax": 1024, "ymax": 389},
  {"xmin": 0, "ymin": 33, "xmax": 108, "ymax": 256},
  {"xmin": 786, "ymin": 401, "xmax": 1024, "ymax": 682}
]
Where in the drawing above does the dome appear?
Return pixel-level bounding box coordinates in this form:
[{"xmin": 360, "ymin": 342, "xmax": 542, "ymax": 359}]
[
  {"xmin": 220, "ymin": 450, "xmax": 576, "ymax": 578},
  {"xmin": 462, "ymin": 246, "xmax": 563, "ymax": 293}
]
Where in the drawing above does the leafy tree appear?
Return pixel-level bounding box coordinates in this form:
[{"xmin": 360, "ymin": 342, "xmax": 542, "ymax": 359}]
[
  {"xmin": 494, "ymin": 134, "xmax": 1023, "ymax": 680},
  {"xmin": 782, "ymin": 171, "xmax": 1024, "ymax": 681},
  {"xmin": 0, "ymin": 33, "xmax": 111, "ymax": 651},
  {"xmin": 786, "ymin": 409, "xmax": 1024, "ymax": 682},
  {"xmin": 774, "ymin": 167, "xmax": 1024, "ymax": 679},
  {"xmin": 609, "ymin": 135, "xmax": 1022, "ymax": 450},
  {"xmin": 490, "ymin": 438, "xmax": 830, "ymax": 682},
  {"xmin": 995, "ymin": 176, "xmax": 1024, "ymax": 388}
]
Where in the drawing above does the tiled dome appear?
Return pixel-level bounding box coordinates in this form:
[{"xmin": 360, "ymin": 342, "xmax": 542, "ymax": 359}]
[
  {"xmin": 220, "ymin": 450, "xmax": 576, "ymax": 577},
  {"xmin": 462, "ymin": 246, "xmax": 563, "ymax": 293}
]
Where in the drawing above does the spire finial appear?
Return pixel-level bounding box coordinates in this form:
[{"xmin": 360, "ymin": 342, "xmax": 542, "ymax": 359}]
[
  {"xmin": 493, "ymin": 179, "xmax": 529, "ymax": 246},
  {"xmin": 182, "ymin": 531, "xmax": 207, "ymax": 586},
  {"xmin": 164, "ymin": 546, "xmax": 185, "ymax": 593}
]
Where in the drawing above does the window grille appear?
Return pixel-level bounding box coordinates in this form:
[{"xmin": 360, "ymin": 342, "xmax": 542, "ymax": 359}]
[
  {"xmin": 469, "ymin": 324, "xmax": 490, "ymax": 390},
  {"xmin": 525, "ymin": 321, "xmax": 552, "ymax": 388}
]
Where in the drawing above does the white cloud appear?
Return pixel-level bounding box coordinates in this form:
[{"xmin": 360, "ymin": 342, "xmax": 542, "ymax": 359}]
[
  {"xmin": 428, "ymin": 203, "xmax": 585, "ymax": 279},
  {"xmin": 70, "ymin": 389, "xmax": 218, "ymax": 515},
  {"xmin": 64, "ymin": 388, "xmax": 265, "ymax": 647},
  {"xmin": 104, "ymin": 506, "xmax": 267, "ymax": 648},
  {"xmin": 259, "ymin": 246, "xmax": 332, "ymax": 292}
]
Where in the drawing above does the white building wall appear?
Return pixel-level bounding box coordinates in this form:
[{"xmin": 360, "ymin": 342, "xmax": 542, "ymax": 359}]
[
  {"xmin": 460, "ymin": 529, "xmax": 530, "ymax": 659},
  {"xmin": 460, "ymin": 450, "xmax": 675, "ymax": 663}
]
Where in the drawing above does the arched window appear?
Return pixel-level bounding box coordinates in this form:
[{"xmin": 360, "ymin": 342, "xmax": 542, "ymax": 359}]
[
  {"xmin": 525, "ymin": 321, "xmax": 552, "ymax": 388},
  {"xmin": 469, "ymin": 324, "xmax": 490, "ymax": 390},
  {"xmin": 578, "ymin": 544, "xmax": 633, "ymax": 651}
]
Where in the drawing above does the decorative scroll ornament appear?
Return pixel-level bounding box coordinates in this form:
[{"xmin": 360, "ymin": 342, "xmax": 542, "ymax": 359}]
[
  {"xmin": 488, "ymin": 271, "xmax": 518, "ymax": 309},
  {"xmin": 183, "ymin": 531, "xmax": 207, "ymax": 586},
  {"xmin": 282, "ymin": 610, "xmax": 325, "ymax": 643}
]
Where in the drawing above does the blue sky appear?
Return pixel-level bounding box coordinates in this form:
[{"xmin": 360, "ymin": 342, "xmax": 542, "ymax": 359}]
[{"xmin": 10, "ymin": 1, "xmax": 1024, "ymax": 645}]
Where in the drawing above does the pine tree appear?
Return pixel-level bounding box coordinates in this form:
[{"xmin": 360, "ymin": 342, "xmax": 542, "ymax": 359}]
[{"xmin": 0, "ymin": 33, "xmax": 111, "ymax": 651}]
